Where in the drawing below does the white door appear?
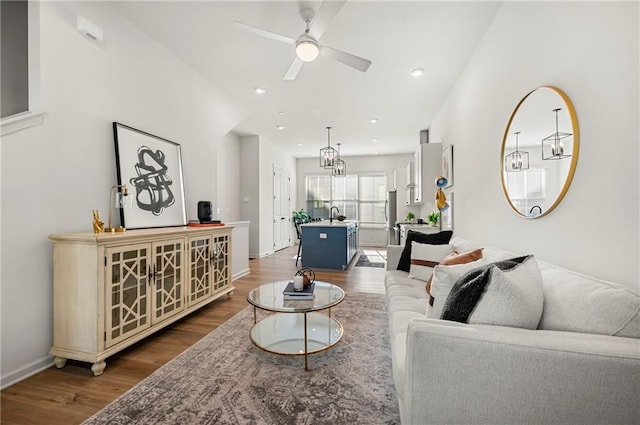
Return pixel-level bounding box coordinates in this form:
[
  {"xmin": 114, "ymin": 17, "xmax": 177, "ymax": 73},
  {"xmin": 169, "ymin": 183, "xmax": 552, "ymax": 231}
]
[{"xmin": 273, "ymin": 165, "xmax": 290, "ymax": 251}]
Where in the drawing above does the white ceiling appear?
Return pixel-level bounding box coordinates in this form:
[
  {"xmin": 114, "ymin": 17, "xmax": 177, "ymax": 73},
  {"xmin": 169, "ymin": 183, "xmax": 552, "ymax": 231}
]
[{"xmin": 110, "ymin": 1, "xmax": 501, "ymax": 158}]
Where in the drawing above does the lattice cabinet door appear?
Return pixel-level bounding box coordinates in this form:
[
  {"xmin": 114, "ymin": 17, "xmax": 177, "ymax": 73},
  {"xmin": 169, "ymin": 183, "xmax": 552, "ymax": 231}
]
[
  {"xmin": 212, "ymin": 233, "xmax": 230, "ymax": 294},
  {"xmin": 105, "ymin": 243, "xmax": 151, "ymax": 348},
  {"xmin": 151, "ymin": 239, "xmax": 185, "ymax": 325},
  {"xmin": 187, "ymin": 235, "xmax": 213, "ymax": 307}
]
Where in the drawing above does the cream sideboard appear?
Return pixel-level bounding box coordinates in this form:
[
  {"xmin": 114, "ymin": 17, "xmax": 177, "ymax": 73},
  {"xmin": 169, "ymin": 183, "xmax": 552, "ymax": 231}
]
[{"xmin": 49, "ymin": 226, "xmax": 233, "ymax": 376}]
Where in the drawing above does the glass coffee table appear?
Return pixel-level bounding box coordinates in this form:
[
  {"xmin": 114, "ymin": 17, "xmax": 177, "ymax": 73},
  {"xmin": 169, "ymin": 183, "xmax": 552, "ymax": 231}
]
[{"xmin": 246, "ymin": 280, "xmax": 345, "ymax": 370}]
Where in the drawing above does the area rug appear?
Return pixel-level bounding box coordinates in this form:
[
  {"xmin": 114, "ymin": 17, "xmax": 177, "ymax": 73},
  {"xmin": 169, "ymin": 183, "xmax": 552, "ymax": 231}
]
[
  {"xmin": 82, "ymin": 292, "xmax": 399, "ymax": 425},
  {"xmin": 355, "ymin": 251, "xmax": 386, "ymax": 268}
]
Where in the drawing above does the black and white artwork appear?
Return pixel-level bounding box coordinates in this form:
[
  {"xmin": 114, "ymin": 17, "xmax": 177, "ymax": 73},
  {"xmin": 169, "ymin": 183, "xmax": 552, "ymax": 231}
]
[{"xmin": 113, "ymin": 122, "xmax": 186, "ymax": 229}]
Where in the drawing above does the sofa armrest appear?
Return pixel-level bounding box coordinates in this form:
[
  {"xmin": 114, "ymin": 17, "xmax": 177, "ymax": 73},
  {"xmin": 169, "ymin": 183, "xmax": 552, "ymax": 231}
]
[
  {"xmin": 403, "ymin": 318, "xmax": 640, "ymax": 425},
  {"xmin": 386, "ymin": 244, "xmax": 403, "ymax": 271}
]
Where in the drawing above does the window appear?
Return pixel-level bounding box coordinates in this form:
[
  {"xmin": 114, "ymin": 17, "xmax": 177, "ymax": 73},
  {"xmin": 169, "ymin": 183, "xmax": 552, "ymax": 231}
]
[
  {"xmin": 358, "ymin": 173, "xmax": 387, "ymax": 226},
  {"xmin": 506, "ymin": 168, "xmax": 546, "ymax": 215},
  {"xmin": 0, "ymin": 0, "xmax": 43, "ymax": 135},
  {"xmin": 305, "ymin": 173, "xmax": 387, "ymax": 226}
]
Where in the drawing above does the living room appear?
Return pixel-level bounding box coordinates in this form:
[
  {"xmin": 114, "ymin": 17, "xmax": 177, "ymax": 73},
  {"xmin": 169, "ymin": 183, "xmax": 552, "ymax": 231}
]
[{"xmin": 1, "ymin": 1, "xmax": 638, "ymax": 424}]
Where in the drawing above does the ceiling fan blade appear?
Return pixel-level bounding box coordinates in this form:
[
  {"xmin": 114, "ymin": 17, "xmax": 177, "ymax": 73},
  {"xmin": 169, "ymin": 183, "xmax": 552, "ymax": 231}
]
[
  {"xmin": 319, "ymin": 45, "xmax": 372, "ymax": 73},
  {"xmin": 283, "ymin": 57, "xmax": 304, "ymax": 80},
  {"xmin": 234, "ymin": 21, "xmax": 295, "ymax": 45},
  {"xmin": 308, "ymin": 0, "xmax": 347, "ymax": 40}
]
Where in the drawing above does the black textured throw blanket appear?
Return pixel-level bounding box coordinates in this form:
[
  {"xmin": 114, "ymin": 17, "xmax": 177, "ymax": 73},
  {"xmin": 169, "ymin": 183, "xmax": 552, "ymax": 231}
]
[{"xmin": 441, "ymin": 255, "xmax": 532, "ymax": 323}]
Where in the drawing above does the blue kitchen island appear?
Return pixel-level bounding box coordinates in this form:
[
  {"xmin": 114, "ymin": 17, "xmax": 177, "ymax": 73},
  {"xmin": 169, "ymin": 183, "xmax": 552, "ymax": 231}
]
[{"xmin": 301, "ymin": 221, "xmax": 359, "ymax": 270}]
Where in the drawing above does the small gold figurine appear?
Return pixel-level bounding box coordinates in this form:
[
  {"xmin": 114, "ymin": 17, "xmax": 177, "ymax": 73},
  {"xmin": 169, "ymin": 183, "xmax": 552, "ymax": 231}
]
[{"xmin": 92, "ymin": 210, "xmax": 104, "ymax": 234}]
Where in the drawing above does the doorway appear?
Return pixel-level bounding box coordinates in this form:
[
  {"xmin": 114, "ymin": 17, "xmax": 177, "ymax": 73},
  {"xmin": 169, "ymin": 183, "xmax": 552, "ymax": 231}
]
[{"xmin": 273, "ymin": 164, "xmax": 290, "ymax": 252}]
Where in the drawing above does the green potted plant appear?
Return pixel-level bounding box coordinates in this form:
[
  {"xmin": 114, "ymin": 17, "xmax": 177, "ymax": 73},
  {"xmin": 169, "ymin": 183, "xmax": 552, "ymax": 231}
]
[
  {"xmin": 427, "ymin": 211, "xmax": 440, "ymax": 226},
  {"xmin": 292, "ymin": 209, "xmax": 311, "ymax": 223},
  {"xmin": 405, "ymin": 212, "xmax": 415, "ymax": 223}
]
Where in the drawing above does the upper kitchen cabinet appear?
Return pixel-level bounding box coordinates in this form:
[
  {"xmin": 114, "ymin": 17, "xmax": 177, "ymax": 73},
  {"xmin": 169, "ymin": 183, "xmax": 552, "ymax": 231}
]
[{"xmin": 413, "ymin": 143, "xmax": 442, "ymax": 205}]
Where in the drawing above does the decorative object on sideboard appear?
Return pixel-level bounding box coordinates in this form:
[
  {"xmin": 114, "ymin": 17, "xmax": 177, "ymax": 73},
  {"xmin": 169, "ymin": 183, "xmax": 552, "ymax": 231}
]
[
  {"xmin": 542, "ymin": 108, "xmax": 573, "ymax": 160},
  {"xmin": 105, "ymin": 184, "xmax": 130, "ymax": 233},
  {"xmin": 333, "ymin": 143, "xmax": 347, "ymax": 176},
  {"xmin": 442, "ymin": 145, "xmax": 453, "ymax": 188},
  {"xmin": 405, "ymin": 212, "xmax": 415, "ymax": 223},
  {"xmin": 505, "ymin": 131, "xmax": 530, "ymax": 172},
  {"xmin": 92, "ymin": 209, "xmax": 104, "ymax": 234},
  {"xmin": 320, "ymin": 126, "xmax": 337, "ymax": 169},
  {"xmin": 113, "ymin": 122, "xmax": 187, "ymax": 229},
  {"xmin": 501, "ymin": 86, "xmax": 579, "ymax": 219}
]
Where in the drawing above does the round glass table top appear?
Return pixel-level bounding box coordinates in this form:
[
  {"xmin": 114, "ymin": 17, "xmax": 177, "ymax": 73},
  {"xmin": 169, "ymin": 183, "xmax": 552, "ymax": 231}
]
[{"xmin": 247, "ymin": 280, "xmax": 345, "ymax": 313}]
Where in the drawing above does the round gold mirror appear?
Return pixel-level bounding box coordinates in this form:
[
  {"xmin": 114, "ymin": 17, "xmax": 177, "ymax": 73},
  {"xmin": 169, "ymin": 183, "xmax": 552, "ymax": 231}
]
[{"xmin": 501, "ymin": 86, "xmax": 579, "ymax": 218}]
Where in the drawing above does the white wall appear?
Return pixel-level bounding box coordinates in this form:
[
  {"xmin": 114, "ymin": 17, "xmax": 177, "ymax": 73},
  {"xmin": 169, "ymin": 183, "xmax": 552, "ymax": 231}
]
[
  {"xmin": 216, "ymin": 132, "xmax": 241, "ymax": 223},
  {"xmin": 429, "ymin": 1, "xmax": 639, "ymax": 289},
  {"xmin": 0, "ymin": 1, "xmax": 246, "ymax": 387},
  {"xmin": 239, "ymin": 134, "xmax": 297, "ymax": 257}
]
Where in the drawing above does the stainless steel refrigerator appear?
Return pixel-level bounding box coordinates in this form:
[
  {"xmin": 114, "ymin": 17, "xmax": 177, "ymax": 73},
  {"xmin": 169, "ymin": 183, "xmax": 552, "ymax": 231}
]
[{"xmin": 385, "ymin": 190, "xmax": 399, "ymax": 245}]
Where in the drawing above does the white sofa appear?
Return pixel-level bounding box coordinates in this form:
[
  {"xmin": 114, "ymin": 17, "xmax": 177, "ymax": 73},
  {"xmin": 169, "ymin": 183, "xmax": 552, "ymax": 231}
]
[{"xmin": 385, "ymin": 236, "xmax": 640, "ymax": 425}]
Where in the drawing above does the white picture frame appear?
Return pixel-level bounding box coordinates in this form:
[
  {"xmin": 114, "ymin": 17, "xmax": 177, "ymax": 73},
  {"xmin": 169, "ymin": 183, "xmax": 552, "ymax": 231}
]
[
  {"xmin": 113, "ymin": 122, "xmax": 187, "ymax": 229},
  {"xmin": 442, "ymin": 145, "xmax": 453, "ymax": 188}
]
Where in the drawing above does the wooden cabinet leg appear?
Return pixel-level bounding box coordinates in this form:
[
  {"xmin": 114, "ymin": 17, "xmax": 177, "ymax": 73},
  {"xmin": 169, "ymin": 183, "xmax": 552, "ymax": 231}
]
[
  {"xmin": 91, "ymin": 361, "xmax": 106, "ymax": 376},
  {"xmin": 227, "ymin": 291, "xmax": 234, "ymax": 298},
  {"xmin": 54, "ymin": 357, "xmax": 67, "ymax": 369}
]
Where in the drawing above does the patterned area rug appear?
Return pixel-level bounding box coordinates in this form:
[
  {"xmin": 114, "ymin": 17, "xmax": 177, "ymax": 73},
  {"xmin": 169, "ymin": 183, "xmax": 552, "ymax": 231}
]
[
  {"xmin": 83, "ymin": 292, "xmax": 399, "ymax": 425},
  {"xmin": 355, "ymin": 251, "xmax": 387, "ymax": 268}
]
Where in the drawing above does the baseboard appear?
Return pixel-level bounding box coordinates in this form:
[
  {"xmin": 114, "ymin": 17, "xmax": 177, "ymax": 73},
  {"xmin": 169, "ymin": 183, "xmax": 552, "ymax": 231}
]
[
  {"xmin": 1, "ymin": 355, "xmax": 54, "ymax": 389},
  {"xmin": 249, "ymin": 250, "xmax": 274, "ymax": 259},
  {"xmin": 232, "ymin": 268, "xmax": 250, "ymax": 281}
]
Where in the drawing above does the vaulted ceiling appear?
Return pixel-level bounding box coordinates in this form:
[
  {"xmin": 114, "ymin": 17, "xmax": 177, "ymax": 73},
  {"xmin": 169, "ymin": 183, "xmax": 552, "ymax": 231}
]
[{"xmin": 111, "ymin": 1, "xmax": 501, "ymax": 158}]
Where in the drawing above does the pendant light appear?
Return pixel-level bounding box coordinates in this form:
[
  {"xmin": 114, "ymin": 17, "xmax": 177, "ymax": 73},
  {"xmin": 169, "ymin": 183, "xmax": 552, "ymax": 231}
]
[
  {"xmin": 320, "ymin": 126, "xmax": 337, "ymax": 169},
  {"xmin": 505, "ymin": 131, "xmax": 529, "ymax": 172},
  {"xmin": 542, "ymin": 108, "xmax": 572, "ymax": 160},
  {"xmin": 333, "ymin": 143, "xmax": 346, "ymax": 176}
]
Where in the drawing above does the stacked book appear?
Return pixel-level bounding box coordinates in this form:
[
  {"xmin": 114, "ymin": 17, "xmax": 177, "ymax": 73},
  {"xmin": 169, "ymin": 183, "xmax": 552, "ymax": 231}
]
[{"xmin": 283, "ymin": 281, "xmax": 315, "ymax": 300}]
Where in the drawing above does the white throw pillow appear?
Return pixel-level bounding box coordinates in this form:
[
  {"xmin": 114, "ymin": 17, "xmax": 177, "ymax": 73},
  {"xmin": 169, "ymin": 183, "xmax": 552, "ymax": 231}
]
[
  {"xmin": 427, "ymin": 258, "xmax": 487, "ymax": 318},
  {"xmin": 441, "ymin": 255, "xmax": 544, "ymax": 330},
  {"xmin": 408, "ymin": 242, "xmax": 454, "ymax": 282}
]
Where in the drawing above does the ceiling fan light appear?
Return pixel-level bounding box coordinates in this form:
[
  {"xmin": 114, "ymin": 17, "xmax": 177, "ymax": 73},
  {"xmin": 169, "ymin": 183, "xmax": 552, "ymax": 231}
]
[{"xmin": 296, "ymin": 37, "xmax": 319, "ymax": 62}]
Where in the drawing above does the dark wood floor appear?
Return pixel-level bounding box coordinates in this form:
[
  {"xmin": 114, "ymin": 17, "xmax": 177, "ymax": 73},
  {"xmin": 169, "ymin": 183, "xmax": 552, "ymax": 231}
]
[{"xmin": 1, "ymin": 245, "xmax": 386, "ymax": 425}]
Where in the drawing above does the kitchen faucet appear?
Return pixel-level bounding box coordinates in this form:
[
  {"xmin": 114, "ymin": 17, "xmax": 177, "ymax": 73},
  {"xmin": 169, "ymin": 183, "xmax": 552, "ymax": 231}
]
[{"xmin": 330, "ymin": 206, "xmax": 340, "ymax": 223}]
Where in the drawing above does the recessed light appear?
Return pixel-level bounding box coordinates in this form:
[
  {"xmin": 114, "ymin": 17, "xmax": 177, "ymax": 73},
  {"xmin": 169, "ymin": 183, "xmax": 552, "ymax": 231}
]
[
  {"xmin": 277, "ymin": 125, "xmax": 285, "ymax": 130},
  {"xmin": 278, "ymin": 110, "xmax": 286, "ymax": 115},
  {"xmin": 254, "ymin": 87, "xmax": 266, "ymax": 94},
  {"xmin": 372, "ymin": 138, "xmax": 379, "ymax": 143},
  {"xmin": 410, "ymin": 68, "xmax": 424, "ymax": 77},
  {"xmin": 370, "ymin": 118, "xmax": 378, "ymax": 124},
  {"xmin": 374, "ymin": 151, "xmax": 379, "ymax": 155},
  {"xmin": 297, "ymin": 142, "xmax": 303, "ymax": 147}
]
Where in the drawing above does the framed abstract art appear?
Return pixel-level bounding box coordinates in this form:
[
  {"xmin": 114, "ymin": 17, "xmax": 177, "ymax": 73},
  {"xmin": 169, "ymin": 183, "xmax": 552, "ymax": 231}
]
[{"xmin": 112, "ymin": 122, "xmax": 187, "ymax": 229}]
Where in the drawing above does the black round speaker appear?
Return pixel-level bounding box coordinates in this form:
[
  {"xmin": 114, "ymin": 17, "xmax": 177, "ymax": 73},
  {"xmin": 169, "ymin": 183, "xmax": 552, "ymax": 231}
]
[{"xmin": 197, "ymin": 201, "xmax": 213, "ymax": 223}]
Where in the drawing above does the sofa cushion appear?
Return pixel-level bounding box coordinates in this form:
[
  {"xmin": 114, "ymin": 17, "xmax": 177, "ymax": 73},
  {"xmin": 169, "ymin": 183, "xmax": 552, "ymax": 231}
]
[
  {"xmin": 397, "ymin": 230, "xmax": 453, "ymax": 272},
  {"xmin": 426, "ymin": 248, "xmax": 484, "ymax": 295},
  {"xmin": 441, "ymin": 255, "xmax": 544, "ymax": 330},
  {"xmin": 538, "ymin": 265, "xmax": 640, "ymax": 338},
  {"xmin": 408, "ymin": 242, "xmax": 454, "ymax": 282},
  {"xmin": 390, "ymin": 310, "xmax": 424, "ymax": 339},
  {"xmin": 427, "ymin": 258, "xmax": 487, "ymax": 319},
  {"xmin": 386, "ymin": 296, "xmax": 428, "ymax": 315}
]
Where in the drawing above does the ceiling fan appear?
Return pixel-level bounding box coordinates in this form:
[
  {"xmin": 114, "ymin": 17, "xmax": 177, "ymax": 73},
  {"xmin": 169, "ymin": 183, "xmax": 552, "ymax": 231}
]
[{"xmin": 235, "ymin": 0, "xmax": 372, "ymax": 80}]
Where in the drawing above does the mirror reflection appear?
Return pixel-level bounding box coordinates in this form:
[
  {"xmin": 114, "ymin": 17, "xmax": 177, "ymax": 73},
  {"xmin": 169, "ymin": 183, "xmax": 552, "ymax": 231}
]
[{"xmin": 501, "ymin": 86, "xmax": 579, "ymax": 218}]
